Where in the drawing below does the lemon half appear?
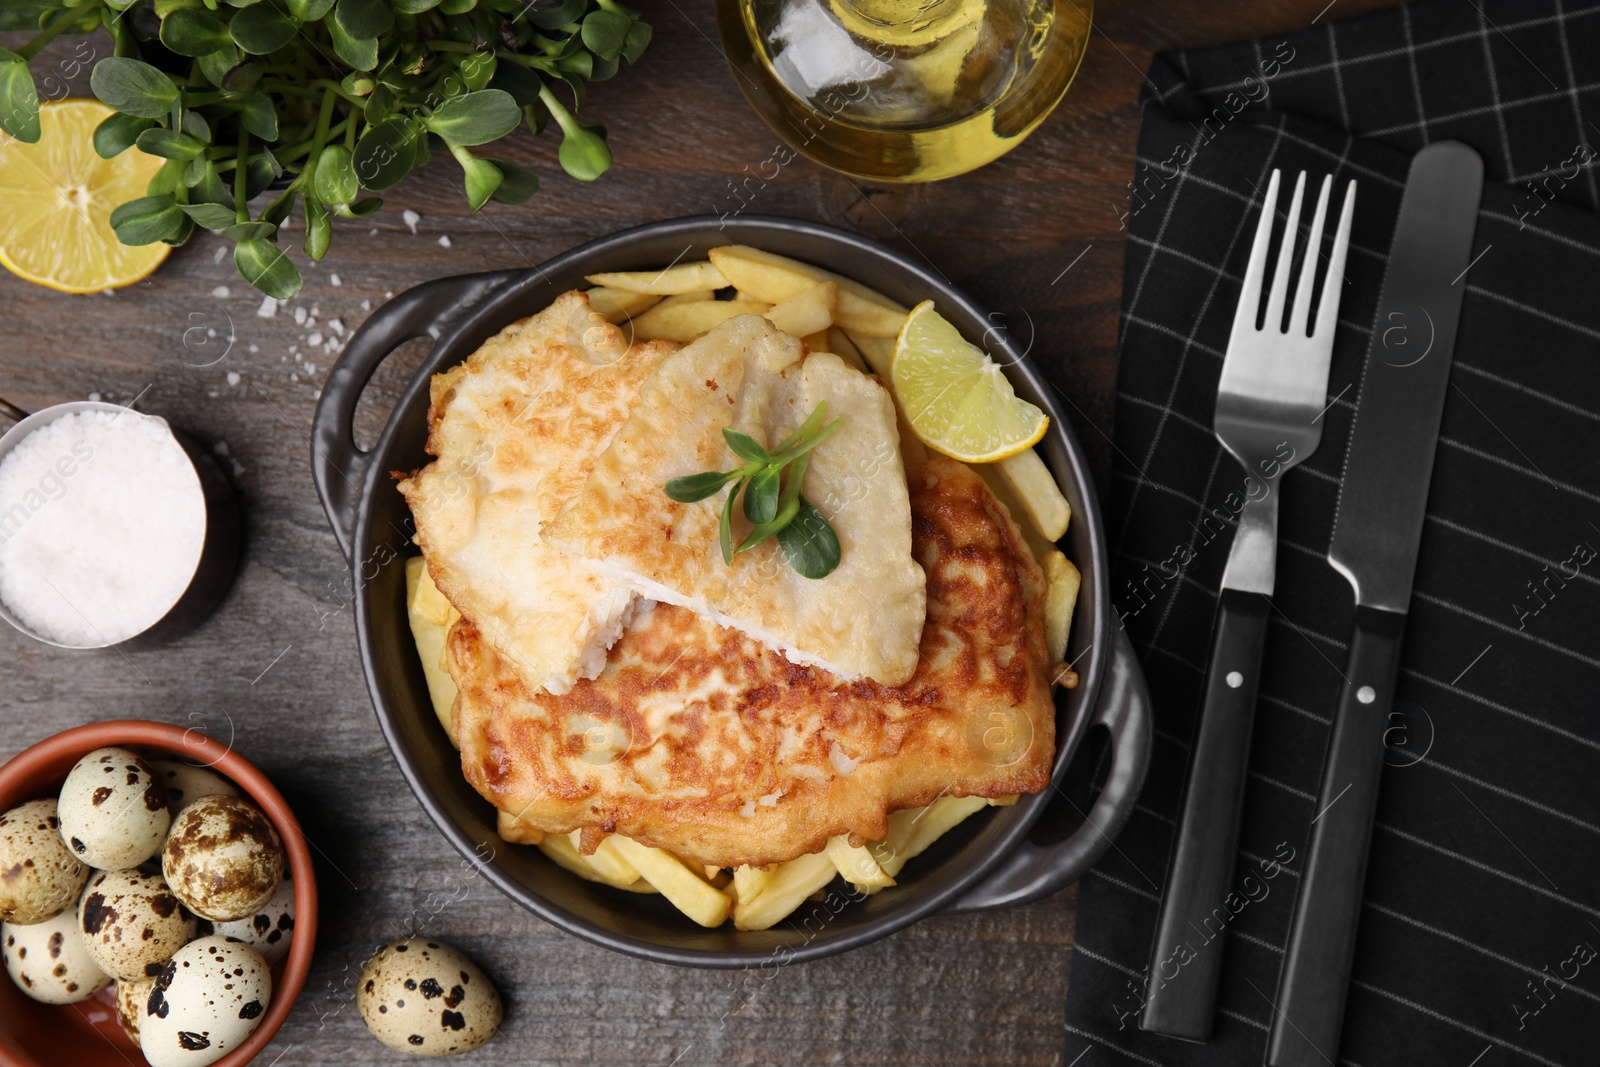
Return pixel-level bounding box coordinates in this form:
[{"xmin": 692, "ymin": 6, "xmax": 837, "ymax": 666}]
[
  {"xmin": 890, "ymin": 299, "xmax": 1049, "ymax": 463},
  {"xmin": 0, "ymin": 99, "xmax": 168, "ymax": 293}
]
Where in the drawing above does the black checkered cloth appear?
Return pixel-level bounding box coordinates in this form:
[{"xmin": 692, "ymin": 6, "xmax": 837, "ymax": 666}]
[{"xmin": 1062, "ymin": 2, "xmax": 1600, "ymax": 1065}]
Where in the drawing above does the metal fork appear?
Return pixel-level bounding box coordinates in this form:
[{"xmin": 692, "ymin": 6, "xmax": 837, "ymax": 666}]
[{"xmin": 1140, "ymin": 169, "xmax": 1357, "ymax": 1042}]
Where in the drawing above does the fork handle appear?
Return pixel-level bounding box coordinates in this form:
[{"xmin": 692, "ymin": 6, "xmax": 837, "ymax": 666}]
[{"xmin": 1140, "ymin": 588, "xmax": 1271, "ymax": 1041}]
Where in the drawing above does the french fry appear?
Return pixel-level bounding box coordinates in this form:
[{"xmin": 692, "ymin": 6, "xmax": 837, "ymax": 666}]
[
  {"xmin": 608, "ymin": 836, "xmax": 734, "ymax": 928},
  {"xmin": 764, "ymin": 281, "xmax": 836, "ymax": 338},
  {"xmin": 1042, "ymin": 550, "xmax": 1081, "ymax": 665},
  {"xmin": 732, "ymin": 864, "xmax": 773, "ymax": 906},
  {"xmin": 869, "ymin": 795, "xmax": 991, "ymax": 878},
  {"xmin": 578, "ymin": 832, "xmax": 644, "ymax": 885},
  {"xmin": 826, "ymin": 327, "xmax": 870, "ymax": 374},
  {"xmin": 732, "ymin": 851, "xmax": 838, "ymax": 931},
  {"xmin": 825, "ymin": 835, "xmax": 895, "ymax": 888},
  {"xmin": 802, "ymin": 330, "xmax": 832, "ymax": 353},
  {"xmin": 990, "ymin": 794, "xmax": 1021, "ymax": 807},
  {"xmin": 846, "ymin": 331, "xmax": 894, "ymax": 378},
  {"xmin": 709, "ymin": 246, "xmax": 908, "ymax": 337},
  {"xmin": 405, "ymin": 557, "xmax": 460, "ymax": 739},
  {"xmin": 585, "ymin": 286, "xmax": 661, "ymax": 324},
  {"xmin": 536, "ymin": 833, "xmax": 657, "ymax": 893},
  {"xmin": 997, "ymin": 448, "xmax": 1071, "ymax": 541},
  {"xmin": 496, "ymin": 809, "xmax": 545, "ymax": 845},
  {"xmin": 656, "ymin": 289, "xmax": 715, "ymax": 304},
  {"xmin": 585, "ymin": 261, "xmax": 730, "ymax": 295},
  {"xmin": 704, "ymin": 867, "xmax": 734, "ymax": 890},
  {"xmin": 632, "ymin": 298, "xmax": 770, "ymax": 344}
]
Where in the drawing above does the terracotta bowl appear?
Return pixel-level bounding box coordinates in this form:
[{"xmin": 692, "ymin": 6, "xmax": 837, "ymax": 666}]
[{"xmin": 0, "ymin": 721, "xmax": 317, "ymax": 1067}]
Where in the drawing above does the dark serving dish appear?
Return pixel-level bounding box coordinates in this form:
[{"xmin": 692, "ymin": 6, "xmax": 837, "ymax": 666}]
[{"xmin": 312, "ymin": 215, "xmax": 1151, "ymax": 967}]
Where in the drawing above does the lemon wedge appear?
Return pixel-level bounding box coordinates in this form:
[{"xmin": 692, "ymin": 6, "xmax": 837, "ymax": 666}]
[
  {"xmin": 890, "ymin": 299, "xmax": 1049, "ymax": 463},
  {"xmin": 0, "ymin": 99, "xmax": 168, "ymax": 294}
]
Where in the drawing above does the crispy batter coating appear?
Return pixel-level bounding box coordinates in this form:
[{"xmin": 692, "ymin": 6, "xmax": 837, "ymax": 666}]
[
  {"xmin": 452, "ymin": 459, "xmax": 1054, "ymax": 868},
  {"xmin": 542, "ymin": 314, "xmax": 925, "ymax": 686},
  {"xmin": 397, "ymin": 292, "xmax": 677, "ymax": 695}
]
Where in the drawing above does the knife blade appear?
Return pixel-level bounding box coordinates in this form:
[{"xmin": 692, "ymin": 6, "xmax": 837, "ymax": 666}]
[{"xmin": 1266, "ymin": 141, "xmax": 1483, "ymax": 1067}]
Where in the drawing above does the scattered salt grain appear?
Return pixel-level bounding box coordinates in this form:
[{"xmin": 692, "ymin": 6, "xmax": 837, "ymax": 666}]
[
  {"xmin": 403, "ymin": 210, "xmax": 421, "ymax": 234},
  {"xmin": 212, "ymin": 246, "xmax": 228, "ymax": 265},
  {"xmin": 213, "ymin": 442, "xmax": 229, "ymax": 456},
  {"xmin": 0, "ymin": 411, "xmax": 206, "ymax": 646},
  {"xmin": 330, "ymin": 273, "xmax": 342, "ymax": 287},
  {"xmin": 360, "ymin": 300, "xmax": 371, "ymax": 311},
  {"xmin": 438, "ymin": 235, "xmax": 452, "ymax": 248},
  {"xmin": 211, "ymin": 286, "xmax": 230, "ymax": 298},
  {"xmin": 293, "ymin": 306, "xmax": 307, "ymax": 325},
  {"xmin": 87, "ymin": 393, "xmax": 101, "ymax": 402},
  {"xmin": 307, "ymin": 331, "xmax": 323, "ymax": 347},
  {"xmin": 368, "ymin": 228, "xmax": 378, "ymax": 237},
  {"xmin": 248, "ymin": 344, "xmax": 259, "ymax": 354},
  {"xmin": 384, "ymin": 291, "xmax": 393, "ymax": 299},
  {"xmin": 226, "ymin": 372, "xmax": 241, "ymax": 386},
  {"xmin": 256, "ymin": 296, "xmax": 277, "ymax": 319},
  {"xmin": 329, "ymin": 318, "xmax": 344, "ymax": 334}
]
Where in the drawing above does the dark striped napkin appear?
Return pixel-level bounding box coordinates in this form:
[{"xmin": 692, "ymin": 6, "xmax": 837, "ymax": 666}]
[{"xmin": 1062, "ymin": 2, "xmax": 1600, "ymax": 1065}]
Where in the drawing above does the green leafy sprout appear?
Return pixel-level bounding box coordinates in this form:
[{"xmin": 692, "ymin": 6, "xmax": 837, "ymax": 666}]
[
  {"xmin": 0, "ymin": 0, "xmax": 651, "ymax": 298},
  {"xmin": 663, "ymin": 403, "xmax": 845, "ymax": 580}
]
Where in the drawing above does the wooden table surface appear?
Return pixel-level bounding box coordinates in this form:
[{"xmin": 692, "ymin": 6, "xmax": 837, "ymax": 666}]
[{"xmin": 1, "ymin": 1, "xmax": 1393, "ymax": 1063}]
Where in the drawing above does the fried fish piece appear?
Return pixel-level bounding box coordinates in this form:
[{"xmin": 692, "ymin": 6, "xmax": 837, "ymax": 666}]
[
  {"xmin": 398, "ymin": 291, "xmax": 677, "ymax": 695},
  {"xmin": 455, "ymin": 459, "xmax": 1054, "ymax": 869},
  {"xmin": 542, "ymin": 314, "xmax": 926, "ymax": 686}
]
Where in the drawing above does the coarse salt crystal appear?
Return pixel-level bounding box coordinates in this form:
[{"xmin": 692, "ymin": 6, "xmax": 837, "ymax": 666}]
[
  {"xmin": 403, "ymin": 210, "xmax": 421, "ymax": 234},
  {"xmin": 293, "ymin": 306, "xmax": 307, "ymax": 325},
  {"xmin": 307, "ymin": 331, "xmax": 323, "ymax": 347},
  {"xmin": 256, "ymin": 296, "xmax": 277, "ymax": 319},
  {"xmin": 211, "ymin": 286, "xmax": 230, "ymax": 298},
  {"xmin": 438, "ymin": 235, "xmax": 452, "ymax": 248},
  {"xmin": 0, "ymin": 411, "xmax": 205, "ymax": 646},
  {"xmin": 330, "ymin": 273, "xmax": 342, "ymax": 287},
  {"xmin": 226, "ymin": 372, "xmax": 241, "ymax": 386}
]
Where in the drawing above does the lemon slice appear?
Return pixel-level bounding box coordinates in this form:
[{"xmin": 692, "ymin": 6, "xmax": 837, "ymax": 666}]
[
  {"xmin": 890, "ymin": 300, "xmax": 1049, "ymax": 463},
  {"xmin": 0, "ymin": 99, "xmax": 168, "ymax": 293}
]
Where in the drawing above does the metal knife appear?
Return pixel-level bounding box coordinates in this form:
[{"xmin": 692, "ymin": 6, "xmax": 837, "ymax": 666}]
[{"xmin": 1266, "ymin": 141, "xmax": 1484, "ymax": 1067}]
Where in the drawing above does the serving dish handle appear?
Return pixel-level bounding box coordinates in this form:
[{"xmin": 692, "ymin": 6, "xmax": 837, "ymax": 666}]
[
  {"xmin": 946, "ymin": 628, "xmax": 1152, "ymax": 913},
  {"xmin": 312, "ymin": 268, "xmax": 529, "ymax": 560}
]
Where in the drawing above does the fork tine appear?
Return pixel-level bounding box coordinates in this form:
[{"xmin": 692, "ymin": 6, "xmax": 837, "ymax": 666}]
[
  {"xmin": 1230, "ymin": 169, "xmax": 1281, "ymax": 340},
  {"xmin": 1312, "ymin": 181, "xmax": 1358, "ymax": 340},
  {"xmin": 1262, "ymin": 171, "xmax": 1307, "ymax": 334},
  {"xmin": 1289, "ymin": 175, "xmax": 1333, "ymax": 337}
]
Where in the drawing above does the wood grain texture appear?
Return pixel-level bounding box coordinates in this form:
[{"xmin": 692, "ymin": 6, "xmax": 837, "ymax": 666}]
[{"xmin": 0, "ymin": 2, "xmax": 1394, "ymax": 1063}]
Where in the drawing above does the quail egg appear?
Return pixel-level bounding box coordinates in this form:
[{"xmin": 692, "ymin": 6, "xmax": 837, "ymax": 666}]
[
  {"xmin": 0, "ymin": 798, "xmax": 89, "ymax": 924},
  {"xmin": 141, "ymin": 936, "xmax": 271, "ymax": 1067},
  {"xmin": 201, "ymin": 878, "xmax": 295, "ymax": 966},
  {"xmin": 58, "ymin": 747, "xmax": 170, "ymax": 870},
  {"xmin": 162, "ymin": 795, "xmax": 283, "ymax": 922},
  {"xmin": 357, "ymin": 939, "xmax": 502, "ymax": 1057},
  {"xmin": 2, "ymin": 906, "xmax": 111, "ymax": 1004},
  {"xmin": 116, "ymin": 976, "xmax": 156, "ymax": 1044},
  {"xmin": 149, "ymin": 761, "xmax": 241, "ymax": 815},
  {"xmin": 79, "ymin": 868, "xmax": 197, "ymax": 982}
]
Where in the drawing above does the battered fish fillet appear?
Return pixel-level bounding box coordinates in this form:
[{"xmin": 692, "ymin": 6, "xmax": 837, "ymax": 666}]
[
  {"xmin": 454, "ymin": 459, "xmax": 1054, "ymax": 869},
  {"xmin": 543, "ymin": 314, "xmax": 926, "ymax": 686},
  {"xmin": 398, "ymin": 291, "xmax": 678, "ymax": 696}
]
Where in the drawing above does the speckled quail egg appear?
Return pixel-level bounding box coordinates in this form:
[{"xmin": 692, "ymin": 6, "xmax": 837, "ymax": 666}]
[
  {"xmin": 162, "ymin": 795, "xmax": 283, "ymax": 922},
  {"xmin": 201, "ymin": 878, "xmax": 295, "ymax": 966},
  {"xmin": 0, "ymin": 798, "xmax": 89, "ymax": 924},
  {"xmin": 357, "ymin": 939, "xmax": 502, "ymax": 1057},
  {"xmin": 79, "ymin": 868, "xmax": 197, "ymax": 982},
  {"xmin": 149, "ymin": 761, "xmax": 241, "ymax": 815},
  {"xmin": 141, "ymin": 936, "xmax": 271, "ymax": 1067},
  {"xmin": 116, "ymin": 976, "xmax": 156, "ymax": 1044},
  {"xmin": 2, "ymin": 906, "xmax": 111, "ymax": 1004},
  {"xmin": 58, "ymin": 747, "xmax": 170, "ymax": 870}
]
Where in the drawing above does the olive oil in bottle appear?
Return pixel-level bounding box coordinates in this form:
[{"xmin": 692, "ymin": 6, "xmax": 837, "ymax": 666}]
[{"xmin": 716, "ymin": 0, "xmax": 1092, "ymax": 182}]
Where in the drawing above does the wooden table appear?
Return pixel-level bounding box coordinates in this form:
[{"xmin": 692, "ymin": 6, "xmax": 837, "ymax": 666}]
[{"xmin": 1, "ymin": 1, "xmax": 1392, "ymax": 1062}]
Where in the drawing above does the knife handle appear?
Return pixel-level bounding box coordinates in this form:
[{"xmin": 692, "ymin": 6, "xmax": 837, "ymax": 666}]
[
  {"xmin": 1140, "ymin": 589, "xmax": 1271, "ymax": 1042},
  {"xmin": 1267, "ymin": 607, "xmax": 1407, "ymax": 1067}
]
